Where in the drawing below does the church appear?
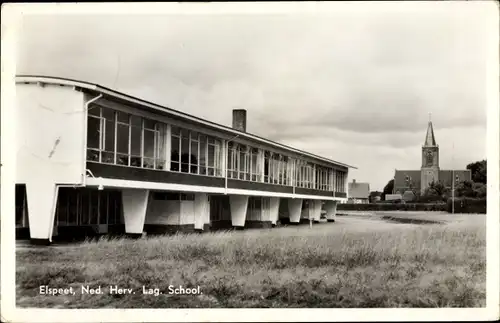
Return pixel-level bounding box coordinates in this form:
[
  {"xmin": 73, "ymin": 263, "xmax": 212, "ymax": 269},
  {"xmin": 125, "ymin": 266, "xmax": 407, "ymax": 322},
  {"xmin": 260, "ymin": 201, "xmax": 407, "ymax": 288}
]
[{"xmin": 393, "ymin": 119, "xmax": 471, "ymax": 195}]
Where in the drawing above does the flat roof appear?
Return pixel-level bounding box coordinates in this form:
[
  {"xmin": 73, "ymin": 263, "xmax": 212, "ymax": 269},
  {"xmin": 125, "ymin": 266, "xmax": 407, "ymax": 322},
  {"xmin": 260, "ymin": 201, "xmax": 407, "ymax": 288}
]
[{"xmin": 15, "ymin": 75, "xmax": 357, "ymax": 169}]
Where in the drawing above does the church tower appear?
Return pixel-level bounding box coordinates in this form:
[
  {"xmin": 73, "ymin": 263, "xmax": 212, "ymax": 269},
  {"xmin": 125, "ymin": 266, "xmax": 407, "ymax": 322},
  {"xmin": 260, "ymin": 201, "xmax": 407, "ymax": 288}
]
[{"xmin": 420, "ymin": 117, "xmax": 439, "ymax": 193}]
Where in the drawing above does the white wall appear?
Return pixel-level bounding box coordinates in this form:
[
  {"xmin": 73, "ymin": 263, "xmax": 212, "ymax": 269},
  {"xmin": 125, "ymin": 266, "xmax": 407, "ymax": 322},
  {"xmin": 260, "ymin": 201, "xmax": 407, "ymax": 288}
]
[
  {"xmin": 16, "ymin": 83, "xmax": 87, "ymax": 240},
  {"xmin": 180, "ymin": 201, "xmax": 195, "ymax": 225},
  {"xmin": 16, "ymin": 83, "xmax": 86, "ymax": 185},
  {"xmin": 146, "ymin": 200, "xmax": 181, "ymax": 225},
  {"xmin": 145, "ymin": 198, "xmax": 205, "ymax": 226}
]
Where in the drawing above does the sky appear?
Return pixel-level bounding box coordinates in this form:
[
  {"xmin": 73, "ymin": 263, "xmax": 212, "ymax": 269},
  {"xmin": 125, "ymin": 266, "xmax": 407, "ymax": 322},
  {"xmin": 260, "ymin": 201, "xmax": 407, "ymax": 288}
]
[{"xmin": 14, "ymin": 3, "xmax": 492, "ymax": 191}]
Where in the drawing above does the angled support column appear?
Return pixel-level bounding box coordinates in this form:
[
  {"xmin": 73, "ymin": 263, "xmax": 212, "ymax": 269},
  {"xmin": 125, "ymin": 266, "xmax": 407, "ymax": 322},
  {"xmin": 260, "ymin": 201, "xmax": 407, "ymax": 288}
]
[
  {"xmin": 122, "ymin": 189, "xmax": 149, "ymax": 238},
  {"xmin": 325, "ymin": 200, "xmax": 338, "ymax": 222},
  {"xmin": 194, "ymin": 193, "xmax": 210, "ymax": 231},
  {"xmin": 288, "ymin": 198, "xmax": 303, "ymax": 224},
  {"xmin": 230, "ymin": 195, "xmax": 248, "ymax": 229},
  {"xmin": 269, "ymin": 197, "xmax": 280, "ymax": 226},
  {"xmin": 312, "ymin": 200, "xmax": 322, "ymax": 223},
  {"xmin": 26, "ymin": 181, "xmax": 58, "ymax": 245}
]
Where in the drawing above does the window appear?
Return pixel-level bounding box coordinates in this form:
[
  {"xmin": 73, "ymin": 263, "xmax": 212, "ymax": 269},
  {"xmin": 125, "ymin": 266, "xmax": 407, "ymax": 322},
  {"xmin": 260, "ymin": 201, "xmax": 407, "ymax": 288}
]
[
  {"xmin": 87, "ymin": 115, "xmax": 101, "ymax": 161},
  {"xmin": 190, "ymin": 131, "xmax": 199, "ymax": 174},
  {"xmin": 180, "ymin": 129, "xmax": 190, "ymax": 173},
  {"xmin": 171, "ymin": 127, "xmax": 180, "ymax": 171},
  {"xmin": 143, "ymin": 119, "xmax": 157, "ymax": 169},
  {"xmin": 264, "ymin": 151, "xmax": 271, "ymax": 183},
  {"xmin": 207, "ymin": 138, "xmax": 222, "ymax": 176},
  {"xmin": 87, "ymin": 105, "xmax": 168, "ymax": 171},
  {"xmin": 199, "ymin": 135, "xmax": 207, "ymax": 175},
  {"xmin": 238, "ymin": 145, "xmax": 250, "ymax": 180},
  {"xmin": 168, "ymin": 126, "xmax": 223, "ymax": 177},
  {"xmin": 55, "ymin": 188, "xmax": 123, "ymax": 226},
  {"xmin": 101, "ymin": 108, "xmax": 115, "ymax": 164}
]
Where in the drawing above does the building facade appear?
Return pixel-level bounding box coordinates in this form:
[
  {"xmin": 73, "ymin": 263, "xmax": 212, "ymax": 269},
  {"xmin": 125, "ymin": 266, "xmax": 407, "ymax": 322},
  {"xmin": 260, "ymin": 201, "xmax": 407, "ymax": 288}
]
[
  {"xmin": 347, "ymin": 180, "xmax": 370, "ymax": 204},
  {"xmin": 14, "ymin": 76, "xmax": 355, "ymax": 245},
  {"xmin": 394, "ymin": 120, "xmax": 471, "ymax": 195}
]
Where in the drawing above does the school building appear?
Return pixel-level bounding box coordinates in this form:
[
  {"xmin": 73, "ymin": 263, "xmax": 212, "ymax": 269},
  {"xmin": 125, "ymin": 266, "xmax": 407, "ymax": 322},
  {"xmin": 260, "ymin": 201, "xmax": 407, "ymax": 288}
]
[{"xmin": 14, "ymin": 75, "xmax": 355, "ymax": 245}]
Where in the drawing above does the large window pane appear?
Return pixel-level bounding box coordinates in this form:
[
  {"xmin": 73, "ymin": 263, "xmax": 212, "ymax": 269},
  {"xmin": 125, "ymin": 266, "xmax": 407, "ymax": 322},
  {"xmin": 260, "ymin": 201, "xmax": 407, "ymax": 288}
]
[
  {"xmin": 207, "ymin": 143, "xmax": 215, "ymax": 176},
  {"xmin": 87, "ymin": 116, "xmax": 101, "ymax": 149},
  {"xmin": 101, "ymin": 114, "xmax": 115, "ymax": 163},
  {"xmin": 180, "ymin": 135, "xmax": 190, "ymax": 173},
  {"xmin": 199, "ymin": 136, "xmax": 207, "ymax": 175},
  {"xmin": 117, "ymin": 123, "xmax": 130, "ymax": 154},
  {"xmin": 143, "ymin": 129, "xmax": 156, "ymax": 169},
  {"xmin": 214, "ymin": 141, "xmax": 222, "ymax": 176},
  {"xmin": 144, "ymin": 130, "xmax": 156, "ymax": 158},
  {"xmin": 251, "ymin": 149, "xmax": 258, "ymax": 181},
  {"xmin": 104, "ymin": 118, "xmax": 115, "ymax": 152},
  {"xmin": 171, "ymin": 135, "xmax": 180, "ymax": 171},
  {"xmin": 190, "ymin": 139, "xmax": 199, "ymax": 174},
  {"xmin": 156, "ymin": 124, "xmax": 166, "ymax": 170}
]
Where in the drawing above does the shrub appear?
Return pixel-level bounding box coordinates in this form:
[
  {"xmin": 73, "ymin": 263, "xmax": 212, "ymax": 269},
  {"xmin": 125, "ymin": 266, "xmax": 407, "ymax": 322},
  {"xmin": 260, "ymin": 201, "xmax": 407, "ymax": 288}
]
[
  {"xmin": 337, "ymin": 203, "xmax": 447, "ymax": 212},
  {"xmin": 446, "ymin": 197, "xmax": 486, "ymax": 214}
]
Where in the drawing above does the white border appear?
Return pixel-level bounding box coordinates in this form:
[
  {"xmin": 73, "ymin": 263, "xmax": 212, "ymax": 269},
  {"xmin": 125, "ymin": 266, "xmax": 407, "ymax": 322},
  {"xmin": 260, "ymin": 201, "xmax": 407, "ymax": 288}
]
[{"xmin": 1, "ymin": 2, "xmax": 499, "ymax": 322}]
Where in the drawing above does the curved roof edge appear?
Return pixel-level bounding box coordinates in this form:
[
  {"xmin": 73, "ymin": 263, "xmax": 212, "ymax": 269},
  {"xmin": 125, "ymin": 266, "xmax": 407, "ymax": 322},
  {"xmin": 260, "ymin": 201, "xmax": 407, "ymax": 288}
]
[{"xmin": 15, "ymin": 74, "xmax": 357, "ymax": 170}]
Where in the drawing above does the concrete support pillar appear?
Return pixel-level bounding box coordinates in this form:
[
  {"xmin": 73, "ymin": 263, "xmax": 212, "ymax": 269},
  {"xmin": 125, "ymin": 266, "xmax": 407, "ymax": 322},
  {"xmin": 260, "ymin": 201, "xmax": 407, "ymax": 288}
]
[
  {"xmin": 269, "ymin": 197, "xmax": 280, "ymax": 226},
  {"xmin": 288, "ymin": 198, "xmax": 303, "ymax": 224},
  {"xmin": 325, "ymin": 200, "xmax": 338, "ymax": 222},
  {"xmin": 122, "ymin": 189, "xmax": 149, "ymax": 237},
  {"xmin": 26, "ymin": 181, "xmax": 58, "ymax": 245},
  {"xmin": 194, "ymin": 193, "xmax": 210, "ymax": 231},
  {"xmin": 230, "ymin": 195, "xmax": 248, "ymax": 228},
  {"xmin": 312, "ymin": 200, "xmax": 322, "ymax": 223}
]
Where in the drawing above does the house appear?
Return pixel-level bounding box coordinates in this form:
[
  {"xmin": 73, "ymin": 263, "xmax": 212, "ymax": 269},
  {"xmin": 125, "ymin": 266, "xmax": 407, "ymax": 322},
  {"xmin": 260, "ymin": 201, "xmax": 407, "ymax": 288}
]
[
  {"xmin": 14, "ymin": 75, "xmax": 356, "ymax": 245},
  {"xmin": 347, "ymin": 179, "xmax": 370, "ymax": 204}
]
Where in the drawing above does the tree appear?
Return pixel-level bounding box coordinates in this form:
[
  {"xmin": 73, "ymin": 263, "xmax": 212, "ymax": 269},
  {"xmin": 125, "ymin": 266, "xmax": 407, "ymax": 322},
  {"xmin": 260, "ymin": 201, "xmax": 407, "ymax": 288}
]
[
  {"xmin": 455, "ymin": 180, "xmax": 487, "ymax": 198},
  {"xmin": 456, "ymin": 180, "xmax": 474, "ymax": 198},
  {"xmin": 473, "ymin": 182, "xmax": 487, "ymax": 198},
  {"xmin": 466, "ymin": 160, "xmax": 487, "ymax": 184},
  {"xmin": 421, "ymin": 181, "xmax": 450, "ymax": 202},
  {"xmin": 381, "ymin": 179, "xmax": 394, "ymax": 201},
  {"xmin": 369, "ymin": 191, "xmax": 382, "ymax": 203}
]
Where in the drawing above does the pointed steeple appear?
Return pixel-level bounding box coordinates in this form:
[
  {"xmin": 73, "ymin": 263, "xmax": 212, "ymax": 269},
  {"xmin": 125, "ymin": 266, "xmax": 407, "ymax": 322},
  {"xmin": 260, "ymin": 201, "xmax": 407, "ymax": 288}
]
[{"xmin": 424, "ymin": 115, "xmax": 436, "ymax": 147}]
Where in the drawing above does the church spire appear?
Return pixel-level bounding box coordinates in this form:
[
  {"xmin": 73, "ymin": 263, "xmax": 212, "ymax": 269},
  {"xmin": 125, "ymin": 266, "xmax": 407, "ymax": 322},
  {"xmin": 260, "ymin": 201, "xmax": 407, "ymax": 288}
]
[{"xmin": 424, "ymin": 115, "xmax": 436, "ymax": 147}]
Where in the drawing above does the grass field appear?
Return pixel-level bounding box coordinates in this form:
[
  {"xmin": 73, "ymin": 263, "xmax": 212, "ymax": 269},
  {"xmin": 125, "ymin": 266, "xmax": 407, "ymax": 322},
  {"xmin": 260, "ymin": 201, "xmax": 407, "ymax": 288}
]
[{"xmin": 16, "ymin": 212, "xmax": 486, "ymax": 308}]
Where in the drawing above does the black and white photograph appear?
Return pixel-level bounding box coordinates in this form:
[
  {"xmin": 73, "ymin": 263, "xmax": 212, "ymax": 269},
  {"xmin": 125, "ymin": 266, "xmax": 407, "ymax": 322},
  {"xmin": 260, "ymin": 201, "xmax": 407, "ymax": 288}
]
[{"xmin": 1, "ymin": 2, "xmax": 499, "ymax": 322}]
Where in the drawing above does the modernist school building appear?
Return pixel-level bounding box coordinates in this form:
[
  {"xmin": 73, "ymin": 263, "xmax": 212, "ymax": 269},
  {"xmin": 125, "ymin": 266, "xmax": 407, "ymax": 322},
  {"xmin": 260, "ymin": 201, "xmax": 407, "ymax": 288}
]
[{"xmin": 15, "ymin": 75, "xmax": 355, "ymax": 245}]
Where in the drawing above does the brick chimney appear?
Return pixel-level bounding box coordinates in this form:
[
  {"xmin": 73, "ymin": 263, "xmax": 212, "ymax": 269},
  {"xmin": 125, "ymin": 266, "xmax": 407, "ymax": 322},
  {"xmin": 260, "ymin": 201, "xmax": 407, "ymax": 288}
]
[{"xmin": 232, "ymin": 109, "xmax": 247, "ymax": 132}]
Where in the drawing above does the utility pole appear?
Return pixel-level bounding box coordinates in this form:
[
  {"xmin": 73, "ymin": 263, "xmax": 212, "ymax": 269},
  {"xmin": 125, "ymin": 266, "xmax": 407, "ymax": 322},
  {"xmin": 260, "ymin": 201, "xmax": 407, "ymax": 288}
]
[{"xmin": 452, "ymin": 142, "xmax": 455, "ymax": 214}]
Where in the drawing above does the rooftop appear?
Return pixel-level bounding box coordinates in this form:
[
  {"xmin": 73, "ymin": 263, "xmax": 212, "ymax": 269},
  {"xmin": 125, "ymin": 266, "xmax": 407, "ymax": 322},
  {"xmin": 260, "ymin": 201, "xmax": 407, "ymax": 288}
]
[{"xmin": 16, "ymin": 75, "xmax": 357, "ymax": 170}]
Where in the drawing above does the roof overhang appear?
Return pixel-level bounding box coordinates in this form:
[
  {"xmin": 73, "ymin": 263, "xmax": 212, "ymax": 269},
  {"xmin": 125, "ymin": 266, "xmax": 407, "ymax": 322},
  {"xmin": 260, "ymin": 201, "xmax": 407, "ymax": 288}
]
[{"xmin": 15, "ymin": 75, "xmax": 357, "ymax": 170}]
